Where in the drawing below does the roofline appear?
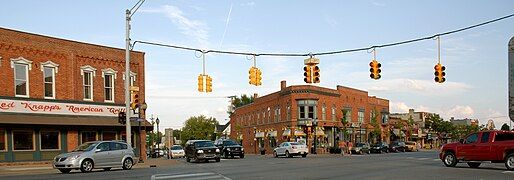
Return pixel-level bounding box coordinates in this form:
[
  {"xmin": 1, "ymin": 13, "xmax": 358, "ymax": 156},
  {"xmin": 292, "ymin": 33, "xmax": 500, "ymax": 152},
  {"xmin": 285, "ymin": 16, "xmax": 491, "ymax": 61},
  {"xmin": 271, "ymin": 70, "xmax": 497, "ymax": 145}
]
[{"xmin": 0, "ymin": 27, "xmax": 145, "ymax": 55}]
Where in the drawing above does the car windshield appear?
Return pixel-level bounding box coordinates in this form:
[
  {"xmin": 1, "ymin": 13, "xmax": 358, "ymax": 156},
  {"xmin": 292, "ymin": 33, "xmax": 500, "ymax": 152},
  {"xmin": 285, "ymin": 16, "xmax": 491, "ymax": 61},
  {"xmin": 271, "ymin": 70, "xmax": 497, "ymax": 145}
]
[
  {"xmin": 223, "ymin": 140, "xmax": 239, "ymax": 146},
  {"xmin": 372, "ymin": 143, "xmax": 382, "ymax": 147},
  {"xmin": 195, "ymin": 141, "xmax": 215, "ymax": 148},
  {"xmin": 171, "ymin": 146, "xmax": 183, "ymax": 150},
  {"xmin": 72, "ymin": 142, "xmax": 97, "ymax": 152}
]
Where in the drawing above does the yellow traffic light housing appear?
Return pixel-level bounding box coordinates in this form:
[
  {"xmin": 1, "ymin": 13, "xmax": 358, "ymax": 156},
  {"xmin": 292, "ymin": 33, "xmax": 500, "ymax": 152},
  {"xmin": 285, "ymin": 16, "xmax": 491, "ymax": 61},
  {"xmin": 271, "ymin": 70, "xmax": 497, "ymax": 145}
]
[
  {"xmin": 249, "ymin": 67, "xmax": 256, "ymax": 85},
  {"xmin": 312, "ymin": 65, "xmax": 320, "ymax": 83},
  {"xmin": 304, "ymin": 65, "xmax": 312, "ymax": 83},
  {"xmin": 434, "ymin": 63, "xmax": 446, "ymax": 83},
  {"xmin": 255, "ymin": 68, "xmax": 262, "ymax": 86},
  {"xmin": 130, "ymin": 88, "xmax": 140, "ymax": 110},
  {"xmin": 206, "ymin": 75, "xmax": 213, "ymax": 92},
  {"xmin": 369, "ymin": 60, "xmax": 381, "ymax": 80},
  {"xmin": 198, "ymin": 74, "xmax": 204, "ymax": 92}
]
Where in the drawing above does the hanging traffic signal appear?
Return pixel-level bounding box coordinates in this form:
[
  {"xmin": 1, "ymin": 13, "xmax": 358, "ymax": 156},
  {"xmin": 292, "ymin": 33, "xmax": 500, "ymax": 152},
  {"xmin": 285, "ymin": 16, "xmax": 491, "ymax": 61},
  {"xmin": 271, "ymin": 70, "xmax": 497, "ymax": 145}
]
[
  {"xmin": 118, "ymin": 111, "xmax": 126, "ymax": 125},
  {"xmin": 434, "ymin": 63, "xmax": 446, "ymax": 83},
  {"xmin": 255, "ymin": 68, "xmax": 262, "ymax": 86},
  {"xmin": 312, "ymin": 65, "xmax": 320, "ymax": 83},
  {"xmin": 304, "ymin": 65, "xmax": 312, "ymax": 83},
  {"xmin": 249, "ymin": 67, "xmax": 257, "ymax": 85},
  {"xmin": 130, "ymin": 88, "xmax": 140, "ymax": 110},
  {"xmin": 369, "ymin": 60, "xmax": 381, "ymax": 80},
  {"xmin": 206, "ymin": 75, "xmax": 213, "ymax": 92},
  {"xmin": 198, "ymin": 74, "xmax": 204, "ymax": 92}
]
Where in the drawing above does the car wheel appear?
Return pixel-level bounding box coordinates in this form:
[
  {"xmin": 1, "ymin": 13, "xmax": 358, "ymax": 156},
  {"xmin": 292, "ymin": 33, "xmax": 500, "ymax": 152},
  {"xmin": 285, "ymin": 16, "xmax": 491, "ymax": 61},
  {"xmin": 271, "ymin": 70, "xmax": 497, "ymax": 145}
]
[
  {"xmin": 215, "ymin": 158, "xmax": 220, "ymax": 162},
  {"xmin": 224, "ymin": 151, "xmax": 229, "ymax": 159},
  {"xmin": 103, "ymin": 167, "xmax": 111, "ymax": 171},
  {"xmin": 273, "ymin": 151, "xmax": 278, "ymax": 158},
  {"xmin": 122, "ymin": 158, "xmax": 133, "ymax": 170},
  {"xmin": 467, "ymin": 162, "xmax": 481, "ymax": 168},
  {"xmin": 505, "ymin": 153, "xmax": 514, "ymax": 170},
  {"xmin": 301, "ymin": 154, "xmax": 307, "ymax": 158},
  {"xmin": 443, "ymin": 152, "xmax": 458, "ymax": 167},
  {"xmin": 58, "ymin": 169, "xmax": 71, "ymax": 174},
  {"xmin": 285, "ymin": 151, "xmax": 291, "ymax": 158},
  {"xmin": 186, "ymin": 156, "xmax": 191, "ymax": 162},
  {"xmin": 240, "ymin": 154, "xmax": 245, "ymax": 159},
  {"xmin": 80, "ymin": 159, "xmax": 94, "ymax": 173}
]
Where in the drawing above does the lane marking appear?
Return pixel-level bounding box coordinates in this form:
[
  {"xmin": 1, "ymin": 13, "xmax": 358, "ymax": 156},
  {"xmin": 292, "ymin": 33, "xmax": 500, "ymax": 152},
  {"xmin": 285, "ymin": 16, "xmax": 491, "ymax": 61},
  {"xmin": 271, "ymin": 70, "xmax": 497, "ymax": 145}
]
[
  {"xmin": 151, "ymin": 172, "xmax": 231, "ymax": 180},
  {"xmin": 502, "ymin": 171, "xmax": 514, "ymax": 174}
]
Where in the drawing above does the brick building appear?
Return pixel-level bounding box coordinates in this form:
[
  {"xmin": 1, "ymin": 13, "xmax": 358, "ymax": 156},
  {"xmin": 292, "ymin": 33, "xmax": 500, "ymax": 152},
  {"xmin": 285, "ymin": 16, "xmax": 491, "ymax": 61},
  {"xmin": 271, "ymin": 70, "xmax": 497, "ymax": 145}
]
[
  {"xmin": 0, "ymin": 27, "xmax": 151, "ymax": 162},
  {"xmin": 229, "ymin": 81, "xmax": 389, "ymax": 154}
]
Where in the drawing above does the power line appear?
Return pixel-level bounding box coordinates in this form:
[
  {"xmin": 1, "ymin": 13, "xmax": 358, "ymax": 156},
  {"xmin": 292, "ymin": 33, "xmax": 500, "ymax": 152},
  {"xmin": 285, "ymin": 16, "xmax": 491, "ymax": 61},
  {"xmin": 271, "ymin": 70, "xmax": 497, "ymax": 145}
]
[{"xmin": 132, "ymin": 12, "xmax": 514, "ymax": 57}]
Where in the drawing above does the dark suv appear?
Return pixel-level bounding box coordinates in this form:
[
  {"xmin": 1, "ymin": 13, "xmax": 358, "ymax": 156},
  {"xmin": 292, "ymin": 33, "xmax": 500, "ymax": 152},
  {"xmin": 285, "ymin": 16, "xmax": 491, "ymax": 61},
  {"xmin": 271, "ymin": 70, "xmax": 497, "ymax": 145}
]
[
  {"xmin": 370, "ymin": 142, "xmax": 390, "ymax": 153},
  {"xmin": 215, "ymin": 139, "xmax": 244, "ymax": 159},
  {"xmin": 389, "ymin": 141, "xmax": 406, "ymax": 152},
  {"xmin": 185, "ymin": 140, "xmax": 221, "ymax": 163}
]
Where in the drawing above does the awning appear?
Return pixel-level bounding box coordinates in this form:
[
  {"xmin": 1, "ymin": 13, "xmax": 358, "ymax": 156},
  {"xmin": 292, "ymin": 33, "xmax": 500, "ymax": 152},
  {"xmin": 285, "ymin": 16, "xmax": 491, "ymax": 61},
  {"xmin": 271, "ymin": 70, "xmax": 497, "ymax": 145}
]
[
  {"xmin": 282, "ymin": 129, "xmax": 292, "ymax": 136},
  {"xmin": 267, "ymin": 131, "xmax": 277, "ymax": 137},
  {"xmin": 315, "ymin": 129, "xmax": 326, "ymax": 136},
  {"xmin": 255, "ymin": 132, "xmax": 265, "ymax": 138},
  {"xmin": 294, "ymin": 130, "xmax": 306, "ymax": 136}
]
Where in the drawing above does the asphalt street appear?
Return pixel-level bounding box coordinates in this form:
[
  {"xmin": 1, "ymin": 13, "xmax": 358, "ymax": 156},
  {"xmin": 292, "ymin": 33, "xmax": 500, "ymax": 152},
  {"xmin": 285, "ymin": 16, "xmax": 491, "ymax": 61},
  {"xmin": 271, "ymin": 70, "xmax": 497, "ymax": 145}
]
[{"xmin": 1, "ymin": 151, "xmax": 513, "ymax": 180}]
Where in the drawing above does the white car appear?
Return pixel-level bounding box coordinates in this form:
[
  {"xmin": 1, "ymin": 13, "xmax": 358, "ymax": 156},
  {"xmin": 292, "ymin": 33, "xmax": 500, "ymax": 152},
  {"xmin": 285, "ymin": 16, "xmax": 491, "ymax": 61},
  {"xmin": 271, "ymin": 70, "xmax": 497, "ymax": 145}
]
[
  {"xmin": 273, "ymin": 142, "xmax": 308, "ymax": 158},
  {"xmin": 169, "ymin": 145, "xmax": 185, "ymax": 158}
]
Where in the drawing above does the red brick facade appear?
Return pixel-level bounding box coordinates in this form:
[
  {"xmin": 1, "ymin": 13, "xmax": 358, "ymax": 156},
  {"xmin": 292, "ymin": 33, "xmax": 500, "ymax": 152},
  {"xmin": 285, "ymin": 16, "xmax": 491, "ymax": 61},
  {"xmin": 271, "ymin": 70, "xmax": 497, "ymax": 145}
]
[
  {"xmin": 230, "ymin": 81, "xmax": 389, "ymax": 154},
  {"xmin": 0, "ymin": 27, "xmax": 149, "ymax": 162}
]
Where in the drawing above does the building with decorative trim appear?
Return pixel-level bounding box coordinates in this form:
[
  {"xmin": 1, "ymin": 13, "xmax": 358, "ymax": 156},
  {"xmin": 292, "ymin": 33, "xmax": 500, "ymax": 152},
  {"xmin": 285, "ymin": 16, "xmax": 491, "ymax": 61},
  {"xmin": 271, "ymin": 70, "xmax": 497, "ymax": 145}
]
[
  {"xmin": 0, "ymin": 27, "xmax": 151, "ymax": 162},
  {"xmin": 229, "ymin": 81, "xmax": 389, "ymax": 154}
]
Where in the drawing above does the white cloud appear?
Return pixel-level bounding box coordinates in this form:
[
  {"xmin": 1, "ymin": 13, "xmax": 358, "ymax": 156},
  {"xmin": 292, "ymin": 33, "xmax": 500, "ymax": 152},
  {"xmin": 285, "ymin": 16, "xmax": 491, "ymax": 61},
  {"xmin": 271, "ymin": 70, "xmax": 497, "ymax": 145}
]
[
  {"xmin": 364, "ymin": 78, "xmax": 472, "ymax": 96},
  {"xmin": 142, "ymin": 5, "xmax": 210, "ymax": 48},
  {"xmin": 241, "ymin": 2, "xmax": 255, "ymax": 7},
  {"xmin": 372, "ymin": 1, "xmax": 386, "ymax": 7},
  {"xmin": 444, "ymin": 105, "xmax": 475, "ymax": 119}
]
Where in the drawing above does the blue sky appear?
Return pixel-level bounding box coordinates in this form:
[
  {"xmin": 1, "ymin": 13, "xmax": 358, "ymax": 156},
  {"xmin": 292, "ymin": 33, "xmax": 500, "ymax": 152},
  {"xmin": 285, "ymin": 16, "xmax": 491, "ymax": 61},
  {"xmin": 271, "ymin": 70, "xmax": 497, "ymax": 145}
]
[{"xmin": 2, "ymin": 0, "xmax": 513, "ymax": 131}]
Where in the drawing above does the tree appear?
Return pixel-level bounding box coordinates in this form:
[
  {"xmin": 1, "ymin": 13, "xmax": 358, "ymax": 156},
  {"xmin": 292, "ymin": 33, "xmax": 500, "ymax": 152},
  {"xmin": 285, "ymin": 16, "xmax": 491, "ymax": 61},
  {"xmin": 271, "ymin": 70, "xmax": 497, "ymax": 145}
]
[
  {"xmin": 228, "ymin": 94, "xmax": 254, "ymax": 115},
  {"xmin": 340, "ymin": 109, "xmax": 350, "ymax": 141},
  {"xmin": 369, "ymin": 109, "xmax": 381, "ymax": 143},
  {"xmin": 180, "ymin": 115, "xmax": 219, "ymax": 145},
  {"xmin": 501, "ymin": 123, "xmax": 510, "ymax": 131}
]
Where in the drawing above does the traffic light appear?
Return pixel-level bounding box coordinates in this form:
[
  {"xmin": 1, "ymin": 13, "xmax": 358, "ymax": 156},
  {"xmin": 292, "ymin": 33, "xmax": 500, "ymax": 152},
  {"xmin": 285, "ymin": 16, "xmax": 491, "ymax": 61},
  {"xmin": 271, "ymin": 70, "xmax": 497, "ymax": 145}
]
[
  {"xmin": 434, "ymin": 63, "xmax": 446, "ymax": 83},
  {"xmin": 198, "ymin": 74, "xmax": 204, "ymax": 92},
  {"xmin": 369, "ymin": 60, "xmax": 381, "ymax": 80},
  {"xmin": 312, "ymin": 65, "xmax": 320, "ymax": 83},
  {"xmin": 206, "ymin": 75, "xmax": 212, "ymax": 92},
  {"xmin": 255, "ymin": 68, "xmax": 262, "ymax": 86},
  {"xmin": 130, "ymin": 88, "xmax": 140, "ymax": 110},
  {"xmin": 249, "ymin": 67, "xmax": 256, "ymax": 85},
  {"xmin": 303, "ymin": 65, "xmax": 312, "ymax": 83},
  {"xmin": 118, "ymin": 111, "xmax": 126, "ymax": 125}
]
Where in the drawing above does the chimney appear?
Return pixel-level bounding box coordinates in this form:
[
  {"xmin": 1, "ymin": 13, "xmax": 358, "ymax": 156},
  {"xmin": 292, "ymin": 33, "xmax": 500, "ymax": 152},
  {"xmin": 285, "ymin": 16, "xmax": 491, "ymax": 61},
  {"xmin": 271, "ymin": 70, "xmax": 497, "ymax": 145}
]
[
  {"xmin": 281, "ymin": 80, "xmax": 287, "ymax": 90},
  {"xmin": 253, "ymin": 93, "xmax": 258, "ymax": 99}
]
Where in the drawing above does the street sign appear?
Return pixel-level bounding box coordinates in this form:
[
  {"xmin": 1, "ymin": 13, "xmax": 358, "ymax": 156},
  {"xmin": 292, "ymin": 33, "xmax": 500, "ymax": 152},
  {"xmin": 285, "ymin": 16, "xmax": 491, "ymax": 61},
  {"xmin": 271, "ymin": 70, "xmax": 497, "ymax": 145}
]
[
  {"xmin": 508, "ymin": 37, "xmax": 514, "ymax": 121},
  {"xmin": 130, "ymin": 117, "xmax": 145, "ymax": 122}
]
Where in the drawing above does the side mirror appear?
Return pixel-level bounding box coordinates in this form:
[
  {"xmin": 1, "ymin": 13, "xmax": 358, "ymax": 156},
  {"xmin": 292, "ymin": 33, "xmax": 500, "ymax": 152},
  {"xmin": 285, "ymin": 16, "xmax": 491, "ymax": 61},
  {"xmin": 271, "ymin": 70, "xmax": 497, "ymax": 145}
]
[{"xmin": 459, "ymin": 139, "xmax": 465, "ymax": 144}]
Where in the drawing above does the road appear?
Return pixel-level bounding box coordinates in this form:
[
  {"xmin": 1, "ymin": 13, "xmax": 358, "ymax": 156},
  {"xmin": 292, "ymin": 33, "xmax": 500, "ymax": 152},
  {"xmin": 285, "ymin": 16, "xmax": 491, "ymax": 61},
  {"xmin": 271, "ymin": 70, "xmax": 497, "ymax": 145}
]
[{"xmin": 1, "ymin": 151, "xmax": 513, "ymax": 180}]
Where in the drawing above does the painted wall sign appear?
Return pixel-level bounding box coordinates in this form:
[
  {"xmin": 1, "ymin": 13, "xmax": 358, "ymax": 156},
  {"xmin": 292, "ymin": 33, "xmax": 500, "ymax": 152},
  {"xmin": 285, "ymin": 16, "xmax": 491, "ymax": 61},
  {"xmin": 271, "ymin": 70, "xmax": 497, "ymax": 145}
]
[
  {"xmin": 0, "ymin": 98, "xmax": 124, "ymax": 117},
  {"xmin": 509, "ymin": 36, "xmax": 514, "ymax": 122}
]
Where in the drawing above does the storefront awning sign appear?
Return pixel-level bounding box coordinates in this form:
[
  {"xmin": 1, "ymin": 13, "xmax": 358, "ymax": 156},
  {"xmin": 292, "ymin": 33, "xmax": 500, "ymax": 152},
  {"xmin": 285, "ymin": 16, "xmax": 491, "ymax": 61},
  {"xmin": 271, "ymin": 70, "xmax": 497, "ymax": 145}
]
[
  {"xmin": 294, "ymin": 130, "xmax": 306, "ymax": 136},
  {"xmin": 282, "ymin": 129, "xmax": 291, "ymax": 136},
  {"xmin": 0, "ymin": 98, "xmax": 124, "ymax": 117},
  {"xmin": 255, "ymin": 132, "xmax": 265, "ymax": 138},
  {"xmin": 267, "ymin": 131, "xmax": 277, "ymax": 137}
]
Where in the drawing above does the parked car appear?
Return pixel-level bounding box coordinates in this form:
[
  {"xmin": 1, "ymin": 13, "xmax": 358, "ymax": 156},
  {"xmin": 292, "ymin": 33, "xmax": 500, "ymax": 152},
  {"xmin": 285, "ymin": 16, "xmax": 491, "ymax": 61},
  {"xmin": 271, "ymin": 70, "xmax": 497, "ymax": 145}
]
[
  {"xmin": 370, "ymin": 142, "xmax": 389, "ymax": 153},
  {"xmin": 351, "ymin": 142, "xmax": 370, "ymax": 154},
  {"xmin": 439, "ymin": 130, "xmax": 514, "ymax": 170},
  {"xmin": 53, "ymin": 141, "xmax": 135, "ymax": 173},
  {"xmin": 405, "ymin": 141, "xmax": 419, "ymax": 152},
  {"xmin": 169, "ymin": 145, "xmax": 185, "ymax": 159},
  {"xmin": 152, "ymin": 148, "xmax": 165, "ymax": 158},
  {"xmin": 185, "ymin": 140, "xmax": 221, "ymax": 163},
  {"xmin": 214, "ymin": 139, "xmax": 244, "ymax": 159},
  {"xmin": 273, "ymin": 142, "xmax": 308, "ymax": 158},
  {"xmin": 389, "ymin": 141, "xmax": 406, "ymax": 152}
]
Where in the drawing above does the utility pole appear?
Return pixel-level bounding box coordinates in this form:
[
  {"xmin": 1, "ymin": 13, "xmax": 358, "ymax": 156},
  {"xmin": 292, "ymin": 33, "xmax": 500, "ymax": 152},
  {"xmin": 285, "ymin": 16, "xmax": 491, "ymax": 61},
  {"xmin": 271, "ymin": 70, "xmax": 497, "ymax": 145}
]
[{"xmin": 509, "ymin": 36, "xmax": 514, "ymax": 125}]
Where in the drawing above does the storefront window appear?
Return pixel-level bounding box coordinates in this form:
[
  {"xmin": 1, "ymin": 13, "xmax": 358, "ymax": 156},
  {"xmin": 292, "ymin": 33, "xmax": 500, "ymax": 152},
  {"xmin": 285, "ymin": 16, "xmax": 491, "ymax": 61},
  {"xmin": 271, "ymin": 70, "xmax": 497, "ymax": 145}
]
[
  {"xmin": 81, "ymin": 131, "xmax": 97, "ymax": 143},
  {"xmin": 121, "ymin": 132, "xmax": 135, "ymax": 147},
  {"xmin": 13, "ymin": 130, "xmax": 33, "ymax": 150},
  {"xmin": 41, "ymin": 130, "xmax": 59, "ymax": 150},
  {"xmin": 0, "ymin": 129, "xmax": 6, "ymax": 151},
  {"xmin": 103, "ymin": 131, "xmax": 117, "ymax": 140}
]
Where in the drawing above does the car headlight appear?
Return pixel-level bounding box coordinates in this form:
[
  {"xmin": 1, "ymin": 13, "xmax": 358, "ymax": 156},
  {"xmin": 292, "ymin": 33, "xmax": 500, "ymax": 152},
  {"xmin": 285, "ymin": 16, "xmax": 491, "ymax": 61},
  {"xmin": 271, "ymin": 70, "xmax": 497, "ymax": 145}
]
[
  {"xmin": 197, "ymin": 150, "xmax": 204, "ymax": 154},
  {"xmin": 241, "ymin": 148, "xmax": 244, "ymax": 151},
  {"xmin": 69, "ymin": 154, "xmax": 81, "ymax": 160},
  {"xmin": 216, "ymin": 149, "xmax": 220, "ymax": 153},
  {"xmin": 227, "ymin": 148, "xmax": 231, "ymax": 151}
]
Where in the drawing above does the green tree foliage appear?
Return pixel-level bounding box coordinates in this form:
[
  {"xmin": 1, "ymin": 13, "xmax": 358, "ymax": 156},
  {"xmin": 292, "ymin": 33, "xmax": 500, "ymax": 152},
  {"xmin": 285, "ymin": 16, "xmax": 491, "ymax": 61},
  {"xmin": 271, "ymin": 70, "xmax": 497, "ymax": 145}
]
[
  {"xmin": 501, "ymin": 123, "xmax": 510, "ymax": 131},
  {"xmin": 370, "ymin": 109, "xmax": 381, "ymax": 142},
  {"xmin": 228, "ymin": 94, "xmax": 254, "ymax": 114},
  {"xmin": 340, "ymin": 109, "xmax": 350, "ymax": 139},
  {"xmin": 180, "ymin": 115, "xmax": 219, "ymax": 145}
]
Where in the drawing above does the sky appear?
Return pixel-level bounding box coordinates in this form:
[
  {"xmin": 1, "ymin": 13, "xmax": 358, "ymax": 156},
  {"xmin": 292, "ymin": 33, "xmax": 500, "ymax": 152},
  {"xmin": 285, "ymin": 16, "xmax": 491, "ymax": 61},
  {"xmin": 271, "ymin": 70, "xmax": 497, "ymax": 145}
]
[{"xmin": 1, "ymin": 0, "xmax": 514, "ymax": 131}]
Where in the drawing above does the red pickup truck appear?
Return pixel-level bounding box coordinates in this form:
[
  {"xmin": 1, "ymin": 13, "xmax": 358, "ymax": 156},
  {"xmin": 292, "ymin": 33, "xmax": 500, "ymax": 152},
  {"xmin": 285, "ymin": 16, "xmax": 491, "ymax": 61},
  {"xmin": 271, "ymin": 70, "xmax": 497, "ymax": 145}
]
[{"xmin": 439, "ymin": 130, "xmax": 514, "ymax": 170}]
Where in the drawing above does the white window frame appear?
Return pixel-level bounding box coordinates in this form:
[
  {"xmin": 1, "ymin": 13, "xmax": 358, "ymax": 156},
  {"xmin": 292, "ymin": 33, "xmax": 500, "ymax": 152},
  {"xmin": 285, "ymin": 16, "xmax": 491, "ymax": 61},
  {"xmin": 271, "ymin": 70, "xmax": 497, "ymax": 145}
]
[
  {"xmin": 42, "ymin": 66, "xmax": 56, "ymax": 99},
  {"xmin": 332, "ymin": 105, "xmax": 336, "ymax": 121},
  {"xmin": 123, "ymin": 71, "xmax": 137, "ymax": 86},
  {"xmin": 321, "ymin": 104, "xmax": 326, "ymax": 120},
  {"xmin": 81, "ymin": 65, "xmax": 96, "ymax": 101},
  {"xmin": 102, "ymin": 68, "xmax": 117, "ymax": 103},
  {"xmin": 11, "ymin": 57, "xmax": 32, "ymax": 98},
  {"xmin": 358, "ymin": 109, "xmax": 365, "ymax": 123}
]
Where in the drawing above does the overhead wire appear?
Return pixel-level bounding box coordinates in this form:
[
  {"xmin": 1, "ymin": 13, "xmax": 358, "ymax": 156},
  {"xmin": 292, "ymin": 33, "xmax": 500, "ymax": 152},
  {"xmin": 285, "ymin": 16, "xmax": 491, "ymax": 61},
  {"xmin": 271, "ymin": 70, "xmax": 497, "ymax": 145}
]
[{"xmin": 132, "ymin": 12, "xmax": 514, "ymax": 58}]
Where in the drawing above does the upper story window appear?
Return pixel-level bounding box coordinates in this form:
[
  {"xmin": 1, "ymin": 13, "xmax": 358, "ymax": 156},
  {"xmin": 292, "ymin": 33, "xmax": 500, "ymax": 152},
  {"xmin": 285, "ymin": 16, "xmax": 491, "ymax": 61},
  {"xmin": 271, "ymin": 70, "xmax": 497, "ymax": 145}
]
[
  {"xmin": 41, "ymin": 61, "xmax": 59, "ymax": 99},
  {"xmin": 11, "ymin": 57, "xmax": 33, "ymax": 98},
  {"xmin": 297, "ymin": 100, "xmax": 317, "ymax": 119},
  {"xmin": 81, "ymin": 65, "xmax": 96, "ymax": 101},
  {"xmin": 344, "ymin": 108, "xmax": 352, "ymax": 122},
  {"xmin": 331, "ymin": 105, "xmax": 336, "ymax": 121},
  {"xmin": 123, "ymin": 71, "xmax": 137, "ymax": 86},
  {"xmin": 286, "ymin": 104, "xmax": 291, "ymax": 121},
  {"xmin": 321, "ymin": 104, "xmax": 326, "ymax": 120},
  {"xmin": 102, "ymin": 68, "xmax": 117, "ymax": 103},
  {"xmin": 358, "ymin": 109, "xmax": 365, "ymax": 123}
]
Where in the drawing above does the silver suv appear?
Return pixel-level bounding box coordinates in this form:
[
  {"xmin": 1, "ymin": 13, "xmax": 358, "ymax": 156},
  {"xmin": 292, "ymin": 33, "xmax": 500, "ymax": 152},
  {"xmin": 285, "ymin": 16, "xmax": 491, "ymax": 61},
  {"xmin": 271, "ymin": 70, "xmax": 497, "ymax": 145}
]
[{"xmin": 53, "ymin": 141, "xmax": 136, "ymax": 173}]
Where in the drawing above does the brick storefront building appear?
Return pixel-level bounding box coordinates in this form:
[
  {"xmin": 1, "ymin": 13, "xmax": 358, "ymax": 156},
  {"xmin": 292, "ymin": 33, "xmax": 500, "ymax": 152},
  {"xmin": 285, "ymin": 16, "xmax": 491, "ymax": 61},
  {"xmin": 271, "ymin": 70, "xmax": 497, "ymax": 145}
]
[
  {"xmin": 230, "ymin": 81, "xmax": 389, "ymax": 154},
  {"xmin": 0, "ymin": 27, "xmax": 151, "ymax": 162}
]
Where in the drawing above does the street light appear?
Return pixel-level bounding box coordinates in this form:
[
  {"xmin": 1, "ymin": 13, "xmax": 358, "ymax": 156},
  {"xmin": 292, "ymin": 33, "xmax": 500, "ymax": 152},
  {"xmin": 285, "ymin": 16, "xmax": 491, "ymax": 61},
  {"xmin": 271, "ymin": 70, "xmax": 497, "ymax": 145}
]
[
  {"xmin": 156, "ymin": 117, "xmax": 160, "ymax": 155},
  {"xmin": 150, "ymin": 115, "xmax": 155, "ymax": 157}
]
